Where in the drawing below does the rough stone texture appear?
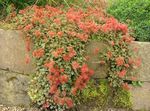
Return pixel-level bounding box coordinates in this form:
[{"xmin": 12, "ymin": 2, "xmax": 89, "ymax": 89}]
[
  {"xmin": 85, "ymin": 41, "xmax": 108, "ymax": 79},
  {"xmin": 0, "ymin": 29, "xmax": 35, "ymax": 74},
  {"xmin": 131, "ymin": 82, "xmax": 150, "ymax": 111},
  {"xmin": 131, "ymin": 42, "xmax": 150, "ymax": 81},
  {"xmin": 0, "ymin": 69, "xmax": 30, "ymax": 107}
]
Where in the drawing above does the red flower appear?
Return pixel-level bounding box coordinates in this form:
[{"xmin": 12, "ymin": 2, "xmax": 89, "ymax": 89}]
[
  {"xmin": 82, "ymin": 73, "xmax": 89, "ymax": 82},
  {"xmin": 47, "ymin": 74, "xmax": 53, "ymax": 81},
  {"xmin": 71, "ymin": 87, "xmax": 78, "ymax": 96},
  {"xmin": 65, "ymin": 98, "xmax": 74, "ymax": 108},
  {"xmin": 44, "ymin": 60, "xmax": 55, "ymax": 69},
  {"xmin": 116, "ymin": 57, "xmax": 124, "ymax": 66},
  {"xmin": 48, "ymin": 31, "xmax": 55, "ymax": 38},
  {"xmin": 81, "ymin": 64, "xmax": 89, "ymax": 73},
  {"xmin": 57, "ymin": 31, "xmax": 63, "ymax": 37},
  {"xmin": 72, "ymin": 61, "xmax": 80, "ymax": 70},
  {"xmin": 59, "ymin": 98, "xmax": 65, "ymax": 105},
  {"xmin": 52, "ymin": 48, "xmax": 64, "ymax": 58},
  {"xmin": 122, "ymin": 35, "xmax": 134, "ymax": 43},
  {"xmin": 118, "ymin": 69, "xmax": 127, "ymax": 78},
  {"xmin": 52, "ymin": 51, "xmax": 59, "ymax": 58},
  {"xmin": 54, "ymin": 18, "xmax": 61, "ymax": 24},
  {"xmin": 77, "ymin": 33, "xmax": 89, "ymax": 42},
  {"xmin": 32, "ymin": 48, "xmax": 44, "ymax": 58},
  {"xmin": 63, "ymin": 54, "xmax": 71, "ymax": 61},
  {"xmin": 34, "ymin": 30, "xmax": 41, "ymax": 37},
  {"xmin": 60, "ymin": 75, "xmax": 69, "ymax": 84},
  {"xmin": 124, "ymin": 64, "xmax": 129, "ymax": 68},
  {"xmin": 24, "ymin": 24, "xmax": 33, "ymax": 32},
  {"xmin": 53, "ymin": 95, "xmax": 59, "ymax": 103},
  {"xmin": 49, "ymin": 85, "xmax": 57, "ymax": 94},
  {"xmin": 42, "ymin": 101, "xmax": 49, "ymax": 109},
  {"xmin": 68, "ymin": 47, "xmax": 76, "ymax": 58}
]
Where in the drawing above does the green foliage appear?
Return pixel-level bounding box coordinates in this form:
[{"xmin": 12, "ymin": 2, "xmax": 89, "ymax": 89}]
[
  {"xmin": 78, "ymin": 80, "xmax": 110, "ymax": 109},
  {"xmin": 107, "ymin": 0, "xmax": 150, "ymax": 41},
  {"xmin": 113, "ymin": 87, "xmax": 132, "ymax": 108}
]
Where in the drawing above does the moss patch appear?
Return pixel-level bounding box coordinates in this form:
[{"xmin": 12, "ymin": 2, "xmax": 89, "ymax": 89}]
[
  {"xmin": 77, "ymin": 80, "xmax": 110, "ymax": 109},
  {"xmin": 113, "ymin": 87, "xmax": 132, "ymax": 109},
  {"xmin": 77, "ymin": 80, "xmax": 132, "ymax": 110}
]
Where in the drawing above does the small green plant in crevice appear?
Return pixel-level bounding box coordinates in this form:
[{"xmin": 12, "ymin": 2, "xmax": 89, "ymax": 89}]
[
  {"xmin": 77, "ymin": 80, "xmax": 110, "ymax": 109},
  {"xmin": 113, "ymin": 87, "xmax": 132, "ymax": 109}
]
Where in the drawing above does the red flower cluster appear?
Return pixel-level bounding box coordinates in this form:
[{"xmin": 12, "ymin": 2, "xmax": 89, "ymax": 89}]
[
  {"xmin": 118, "ymin": 69, "xmax": 127, "ymax": 78},
  {"xmin": 52, "ymin": 48, "xmax": 64, "ymax": 58},
  {"xmin": 102, "ymin": 17, "xmax": 128, "ymax": 34},
  {"xmin": 71, "ymin": 64, "xmax": 94, "ymax": 95},
  {"xmin": 24, "ymin": 24, "xmax": 33, "ymax": 32},
  {"xmin": 44, "ymin": 60, "xmax": 55, "ymax": 69},
  {"xmin": 116, "ymin": 56, "xmax": 124, "ymax": 66},
  {"xmin": 63, "ymin": 47, "xmax": 76, "ymax": 61},
  {"xmin": 53, "ymin": 95, "xmax": 74, "ymax": 108},
  {"xmin": 32, "ymin": 48, "xmax": 44, "ymax": 58},
  {"xmin": 34, "ymin": 30, "xmax": 41, "ymax": 37},
  {"xmin": 72, "ymin": 61, "xmax": 80, "ymax": 70},
  {"xmin": 122, "ymin": 35, "xmax": 134, "ymax": 43},
  {"xmin": 47, "ymin": 69, "xmax": 69, "ymax": 94}
]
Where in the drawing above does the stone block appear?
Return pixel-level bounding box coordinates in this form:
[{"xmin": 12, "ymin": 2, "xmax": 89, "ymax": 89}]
[
  {"xmin": 0, "ymin": 29, "xmax": 35, "ymax": 74},
  {"xmin": 131, "ymin": 42, "xmax": 150, "ymax": 81},
  {"xmin": 85, "ymin": 41, "xmax": 108, "ymax": 79},
  {"xmin": 0, "ymin": 69, "xmax": 30, "ymax": 107},
  {"xmin": 131, "ymin": 82, "xmax": 150, "ymax": 110}
]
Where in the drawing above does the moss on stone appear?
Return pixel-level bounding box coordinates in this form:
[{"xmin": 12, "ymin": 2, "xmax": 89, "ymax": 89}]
[
  {"xmin": 113, "ymin": 87, "xmax": 132, "ymax": 109},
  {"xmin": 77, "ymin": 80, "xmax": 110, "ymax": 109},
  {"xmin": 77, "ymin": 80, "xmax": 132, "ymax": 110}
]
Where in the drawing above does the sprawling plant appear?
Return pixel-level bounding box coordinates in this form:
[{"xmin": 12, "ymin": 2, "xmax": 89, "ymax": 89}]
[{"xmin": 10, "ymin": 3, "xmax": 140, "ymax": 110}]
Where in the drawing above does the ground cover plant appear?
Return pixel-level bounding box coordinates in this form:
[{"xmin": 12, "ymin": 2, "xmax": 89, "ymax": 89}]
[{"xmin": 9, "ymin": 1, "xmax": 141, "ymax": 110}]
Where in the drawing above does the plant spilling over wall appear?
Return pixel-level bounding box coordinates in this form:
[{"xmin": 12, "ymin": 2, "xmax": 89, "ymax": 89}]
[
  {"xmin": 107, "ymin": 0, "xmax": 150, "ymax": 41},
  {"xmin": 10, "ymin": 2, "xmax": 141, "ymax": 110}
]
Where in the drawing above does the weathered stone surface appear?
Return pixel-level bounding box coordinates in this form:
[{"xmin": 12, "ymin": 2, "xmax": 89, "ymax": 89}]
[
  {"xmin": 131, "ymin": 42, "xmax": 150, "ymax": 81},
  {"xmin": 0, "ymin": 29, "xmax": 35, "ymax": 74},
  {"xmin": 85, "ymin": 41, "xmax": 108, "ymax": 79},
  {"xmin": 0, "ymin": 69, "xmax": 30, "ymax": 107},
  {"xmin": 131, "ymin": 82, "xmax": 150, "ymax": 110}
]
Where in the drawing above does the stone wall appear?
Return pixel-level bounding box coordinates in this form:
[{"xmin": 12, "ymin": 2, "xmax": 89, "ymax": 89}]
[{"xmin": 0, "ymin": 29, "xmax": 150, "ymax": 110}]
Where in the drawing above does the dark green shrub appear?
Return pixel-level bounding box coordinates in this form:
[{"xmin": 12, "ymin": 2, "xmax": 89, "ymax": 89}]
[{"xmin": 107, "ymin": 0, "xmax": 150, "ymax": 41}]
